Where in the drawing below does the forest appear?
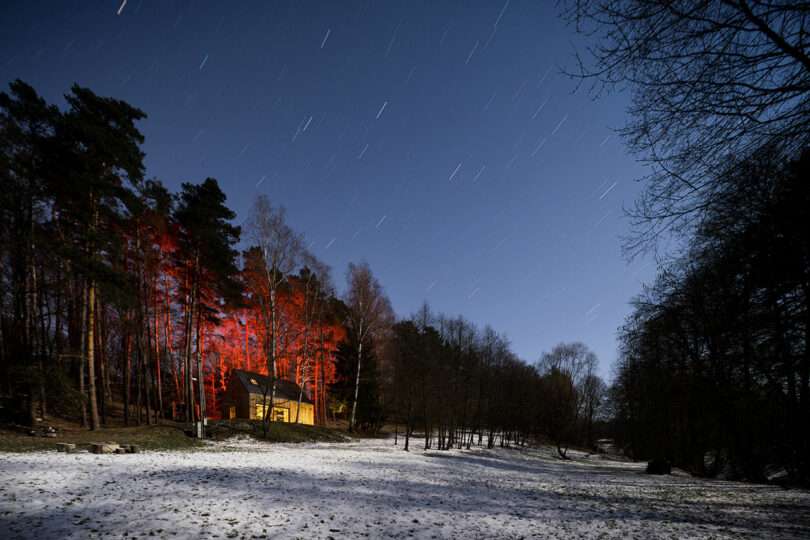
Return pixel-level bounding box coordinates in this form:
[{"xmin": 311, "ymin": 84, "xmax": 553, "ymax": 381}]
[
  {"xmin": 3, "ymin": 2, "xmax": 810, "ymax": 538},
  {"xmin": 2, "ymin": 0, "xmax": 810, "ymax": 490},
  {"xmin": 566, "ymin": 0, "xmax": 810, "ymax": 485},
  {"xmin": 0, "ymin": 79, "xmax": 349, "ymax": 429},
  {"xmin": 611, "ymin": 149, "xmax": 810, "ymax": 483},
  {"xmin": 0, "ymin": 79, "xmax": 607, "ymax": 456}
]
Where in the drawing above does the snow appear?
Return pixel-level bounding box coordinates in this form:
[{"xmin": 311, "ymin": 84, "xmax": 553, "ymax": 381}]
[{"xmin": 2, "ymin": 439, "xmax": 809, "ymax": 539}]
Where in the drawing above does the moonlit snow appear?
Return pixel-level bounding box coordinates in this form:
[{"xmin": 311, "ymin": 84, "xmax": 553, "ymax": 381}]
[{"xmin": 2, "ymin": 439, "xmax": 809, "ymax": 539}]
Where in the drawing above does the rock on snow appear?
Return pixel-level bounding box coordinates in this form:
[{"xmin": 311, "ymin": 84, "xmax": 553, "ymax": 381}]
[{"xmin": 1, "ymin": 439, "xmax": 809, "ymax": 539}]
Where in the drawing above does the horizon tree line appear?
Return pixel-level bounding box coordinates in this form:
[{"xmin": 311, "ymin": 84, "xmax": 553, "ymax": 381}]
[
  {"xmin": 333, "ymin": 301, "xmax": 607, "ymax": 455},
  {"xmin": 0, "ymin": 79, "xmax": 349, "ymax": 432},
  {"xmin": 1, "ymin": 78, "xmax": 609, "ymax": 451},
  {"xmin": 568, "ymin": 1, "xmax": 810, "ymax": 484}
]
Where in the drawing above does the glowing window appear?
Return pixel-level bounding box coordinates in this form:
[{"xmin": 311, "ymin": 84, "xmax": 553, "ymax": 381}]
[{"xmin": 255, "ymin": 404, "xmax": 289, "ymax": 423}]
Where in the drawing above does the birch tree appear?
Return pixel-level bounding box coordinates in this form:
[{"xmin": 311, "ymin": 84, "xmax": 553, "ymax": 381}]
[
  {"xmin": 246, "ymin": 195, "xmax": 304, "ymax": 429},
  {"xmin": 294, "ymin": 259, "xmax": 332, "ymax": 423},
  {"xmin": 343, "ymin": 262, "xmax": 393, "ymax": 432}
]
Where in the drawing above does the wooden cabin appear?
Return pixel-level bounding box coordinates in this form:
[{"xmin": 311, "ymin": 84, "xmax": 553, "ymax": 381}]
[{"xmin": 221, "ymin": 369, "xmax": 314, "ymax": 425}]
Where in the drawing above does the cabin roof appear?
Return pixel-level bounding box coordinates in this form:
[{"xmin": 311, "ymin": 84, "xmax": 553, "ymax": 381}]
[{"xmin": 230, "ymin": 369, "xmax": 313, "ymax": 404}]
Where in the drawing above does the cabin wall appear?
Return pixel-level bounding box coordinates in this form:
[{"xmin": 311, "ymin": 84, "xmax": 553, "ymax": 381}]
[
  {"xmin": 247, "ymin": 393, "xmax": 314, "ymax": 425},
  {"xmin": 220, "ymin": 377, "xmax": 252, "ymax": 420},
  {"xmin": 236, "ymin": 384, "xmax": 251, "ymax": 419},
  {"xmin": 286, "ymin": 399, "xmax": 314, "ymax": 425}
]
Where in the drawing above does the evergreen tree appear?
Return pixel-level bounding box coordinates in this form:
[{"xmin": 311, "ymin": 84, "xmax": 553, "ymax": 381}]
[
  {"xmin": 53, "ymin": 84, "xmax": 146, "ymax": 430},
  {"xmin": 173, "ymin": 178, "xmax": 241, "ymax": 428},
  {"xmin": 0, "ymin": 80, "xmax": 59, "ymax": 424}
]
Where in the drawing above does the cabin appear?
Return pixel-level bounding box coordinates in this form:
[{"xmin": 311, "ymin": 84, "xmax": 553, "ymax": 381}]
[{"xmin": 221, "ymin": 369, "xmax": 314, "ymax": 425}]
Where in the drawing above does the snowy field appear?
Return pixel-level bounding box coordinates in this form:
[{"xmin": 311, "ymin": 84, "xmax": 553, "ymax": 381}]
[{"xmin": 2, "ymin": 438, "xmax": 809, "ymax": 539}]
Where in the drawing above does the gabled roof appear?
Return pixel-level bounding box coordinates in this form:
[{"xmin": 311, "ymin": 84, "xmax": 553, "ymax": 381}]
[{"xmin": 230, "ymin": 369, "xmax": 313, "ymax": 404}]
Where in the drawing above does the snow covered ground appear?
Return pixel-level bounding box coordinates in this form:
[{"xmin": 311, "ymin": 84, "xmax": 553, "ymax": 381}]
[{"xmin": 2, "ymin": 437, "xmax": 809, "ymax": 539}]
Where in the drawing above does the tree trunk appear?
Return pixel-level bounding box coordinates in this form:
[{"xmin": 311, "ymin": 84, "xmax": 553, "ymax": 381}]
[
  {"xmin": 243, "ymin": 317, "xmax": 250, "ymax": 371},
  {"xmin": 135, "ymin": 330, "xmax": 143, "ymax": 425},
  {"xmin": 33, "ymin": 262, "xmax": 47, "ymax": 420},
  {"xmin": 404, "ymin": 420, "xmax": 410, "ymax": 452},
  {"xmin": 78, "ymin": 283, "xmax": 88, "ymax": 428},
  {"xmin": 154, "ymin": 277, "xmax": 164, "ymax": 419},
  {"xmin": 183, "ymin": 279, "xmax": 195, "ymax": 424},
  {"xmin": 124, "ymin": 329, "xmax": 131, "ymax": 425},
  {"xmin": 295, "ymin": 327, "xmax": 309, "ymax": 424},
  {"xmin": 350, "ymin": 334, "xmax": 363, "ymax": 431},
  {"xmin": 143, "ymin": 328, "xmax": 152, "ymax": 425},
  {"xmin": 86, "ymin": 279, "xmax": 100, "ymax": 430},
  {"xmin": 96, "ymin": 296, "xmax": 106, "ymax": 426},
  {"xmin": 196, "ymin": 307, "xmax": 205, "ymax": 438},
  {"xmin": 319, "ymin": 324, "xmax": 327, "ymax": 425},
  {"xmin": 268, "ymin": 288, "xmax": 278, "ymax": 423},
  {"xmin": 165, "ymin": 277, "xmax": 180, "ymax": 404}
]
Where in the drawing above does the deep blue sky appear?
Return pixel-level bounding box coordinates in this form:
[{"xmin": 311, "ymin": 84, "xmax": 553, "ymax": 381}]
[{"xmin": 1, "ymin": 0, "xmax": 654, "ymax": 379}]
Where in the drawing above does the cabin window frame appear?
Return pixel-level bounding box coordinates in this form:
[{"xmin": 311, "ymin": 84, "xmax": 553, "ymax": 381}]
[{"xmin": 255, "ymin": 403, "xmax": 290, "ymax": 423}]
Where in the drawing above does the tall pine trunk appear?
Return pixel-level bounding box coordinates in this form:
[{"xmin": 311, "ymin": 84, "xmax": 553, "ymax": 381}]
[
  {"xmin": 96, "ymin": 296, "xmax": 106, "ymax": 426},
  {"xmin": 183, "ymin": 278, "xmax": 196, "ymax": 424},
  {"xmin": 86, "ymin": 279, "xmax": 100, "ymax": 430},
  {"xmin": 78, "ymin": 282, "xmax": 88, "ymax": 427},
  {"xmin": 124, "ymin": 329, "xmax": 131, "ymax": 425},
  {"xmin": 196, "ymin": 311, "xmax": 205, "ymax": 438},
  {"xmin": 154, "ymin": 289, "xmax": 164, "ymax": 419}
]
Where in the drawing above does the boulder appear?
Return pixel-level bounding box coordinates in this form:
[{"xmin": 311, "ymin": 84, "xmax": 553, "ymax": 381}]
[{"xmin": 90, "ymin": 443, "xmax": 119, "ymax": 454}]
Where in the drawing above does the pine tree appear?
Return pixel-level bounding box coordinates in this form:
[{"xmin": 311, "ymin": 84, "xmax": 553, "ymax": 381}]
[
  {"xmin": 55, "ymin": 85, "xmax": 146, "ymax": 430},
  {"xmin": 173, "ymin": 178, "xmax": 240, "ymax": 431},
  {"xmin": 0, "ymin": 80, "xmax": 59, "ymax": 424}
]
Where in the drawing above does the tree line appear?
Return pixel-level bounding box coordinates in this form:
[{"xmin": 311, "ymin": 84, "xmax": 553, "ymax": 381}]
[
  {"xmin": 567, "ymin": 1, "xmax": 810, "ymax": 483},
  {"xmin": 331, "ymin": 299, "xmax": 607, "ymax": 455},
  {"xmin": 612, "ymin": 148, "xmax": 810, "ymax": 482},
  {"xmin": 2, "ymin": 79, "xmax": 609, "ymax": 448},
  {"xmin": 0, "ymin": 79, "xmax": 354, "ymax": 431}
]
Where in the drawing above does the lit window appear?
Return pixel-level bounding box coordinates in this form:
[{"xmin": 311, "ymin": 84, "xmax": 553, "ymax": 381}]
[
  {"xmin": 255, "ymin": 403, "xmax": 289, "ymax": 422},
  {"xmin": 273, "ymin": 408, "xmax": 289, "ymax": 422}
]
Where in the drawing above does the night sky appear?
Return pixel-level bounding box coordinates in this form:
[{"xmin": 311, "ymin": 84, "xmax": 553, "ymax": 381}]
[{"xmin": 1, "ymin": 0, "xmax": 655, "ymax": 379}]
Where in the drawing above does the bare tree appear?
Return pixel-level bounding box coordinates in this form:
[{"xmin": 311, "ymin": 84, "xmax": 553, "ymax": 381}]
[
  {"xmin": 247, "ymin": 195, "xmax": 305, "ymax": 428},
  {"xmin": 343, "ymin": 262, "xmax": 394, "ymax": 432},
  {"xmin": 294, "ymin": 257, "xmax": 332, "ymax": 423},
  {"xmin": 580, "ymin": 373, "xmax": 607, "ymax": 447},
  {"xmin": 565, "ymin": 1, "xmax": 810, "ymax": 254},
  {"xmin": 537, "ymin": 342, "xmax": 599, "ymax": 457}
]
